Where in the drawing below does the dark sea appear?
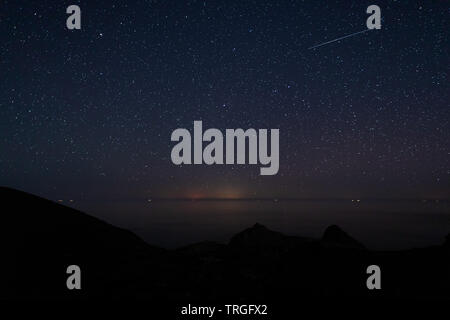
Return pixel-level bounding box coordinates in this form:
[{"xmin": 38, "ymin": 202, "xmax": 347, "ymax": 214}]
[{"xmin": 73, "ymin": 199, "xmax": 450, "ymax": 250}]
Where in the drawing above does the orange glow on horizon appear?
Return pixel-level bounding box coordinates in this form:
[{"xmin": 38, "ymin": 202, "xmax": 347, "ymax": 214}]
[{"xmin": 185, "ymin": 186, "xmax": 245, "ymax": 200}]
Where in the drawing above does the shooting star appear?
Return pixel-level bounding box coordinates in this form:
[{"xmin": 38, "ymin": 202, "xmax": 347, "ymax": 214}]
[{"xmin": 308, "ymin": 29, "xmax": 371, "ymax": 50}]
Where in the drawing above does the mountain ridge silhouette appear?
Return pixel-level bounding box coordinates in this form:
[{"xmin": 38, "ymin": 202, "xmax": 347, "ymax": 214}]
[{"xmin": 1, "ymin": 187, "xmax": 449, "ymax": 301}]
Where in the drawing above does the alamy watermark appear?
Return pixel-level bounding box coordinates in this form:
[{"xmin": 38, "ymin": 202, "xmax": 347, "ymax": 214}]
[{"xmin": 170, "ymin": 121, "xmax": 279, "ymax": 175}]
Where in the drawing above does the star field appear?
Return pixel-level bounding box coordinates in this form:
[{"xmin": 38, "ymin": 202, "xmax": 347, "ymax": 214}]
[{"xmin": 0, "ymin": 0, "xmax": 448, "ymax": 200}]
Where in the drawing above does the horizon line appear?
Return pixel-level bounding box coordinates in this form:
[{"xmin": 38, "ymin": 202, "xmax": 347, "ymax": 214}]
[{"xmin": 65, "ymin": 197, "xmax": 450, "ymax": 202}]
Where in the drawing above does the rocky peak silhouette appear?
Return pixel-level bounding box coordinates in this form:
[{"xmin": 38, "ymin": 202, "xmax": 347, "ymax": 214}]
[
  {"xmin": 228, "ymin": 222, "xmax": 286, "ymax": 249},
  {"xmin": 321, "ymin": 224, "xmax": 365, "ymax": 249}
]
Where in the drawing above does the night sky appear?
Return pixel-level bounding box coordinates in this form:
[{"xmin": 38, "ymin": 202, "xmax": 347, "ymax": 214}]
[{"xmin": 1, "ymin": 0, "xmax": 449, "ymax": 202}]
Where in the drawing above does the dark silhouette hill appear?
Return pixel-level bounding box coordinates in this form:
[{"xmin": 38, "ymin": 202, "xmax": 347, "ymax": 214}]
[
  {"xmin": 229, "ymin": 223, "xmax": 289, "ymax": 248},
  {"xmin": 0, "ymin": 187, "xmax": 163, "ymax": 299},
  {"xmin": 322, "ymin": 224, "xmax": 366, "ymax": 249},
  {"xmin": 0, "ymin": 187, "xmax": 161, "ymax": 253},
  {"xmin": 1, "ymin": 187, "xmax": 449, "ymax": 303}
]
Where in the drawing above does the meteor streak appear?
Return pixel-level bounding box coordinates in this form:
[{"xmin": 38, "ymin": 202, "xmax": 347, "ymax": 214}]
[{"xmin": 308, "ymin": 29, "xmax": 371, "ymax": 50}]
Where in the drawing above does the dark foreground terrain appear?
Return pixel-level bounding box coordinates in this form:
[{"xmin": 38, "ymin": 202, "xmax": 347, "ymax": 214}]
[{"xmin": 1, "ymin": 187, "xmax": 449, "ymax": 303}]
